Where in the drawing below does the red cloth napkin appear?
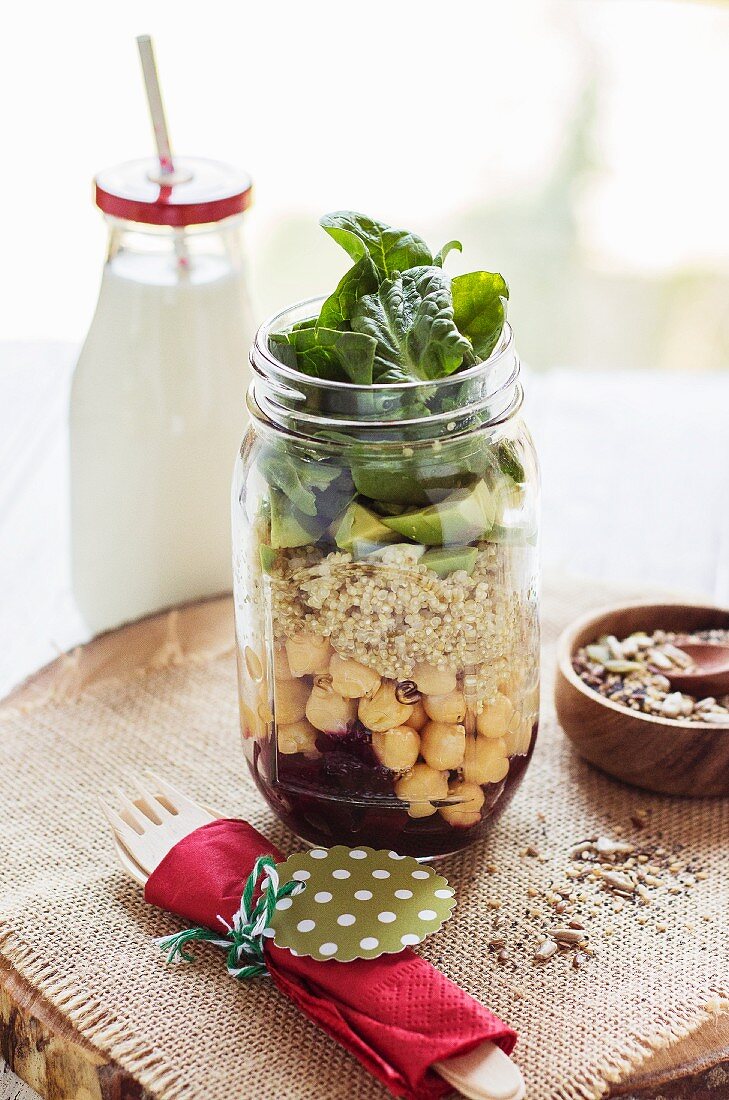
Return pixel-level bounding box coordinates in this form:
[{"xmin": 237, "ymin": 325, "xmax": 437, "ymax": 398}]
[{"xmin": 145, "ymin": 818, "xmax": 516, "ymax": 1100}]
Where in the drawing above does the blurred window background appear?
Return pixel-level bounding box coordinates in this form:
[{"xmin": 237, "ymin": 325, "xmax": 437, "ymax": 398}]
[{"xmin": 2, "ymin": 0, "xmax": 728, "ymax": 373}]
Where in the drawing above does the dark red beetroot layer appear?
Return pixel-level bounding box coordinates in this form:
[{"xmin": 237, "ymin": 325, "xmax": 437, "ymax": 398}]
[{"xmin": 246, "ymin": 723, "xmax": 537, "ymax": 858}]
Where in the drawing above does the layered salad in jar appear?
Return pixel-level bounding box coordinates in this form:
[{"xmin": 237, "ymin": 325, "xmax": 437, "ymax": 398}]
[{"xmin": 234, "ymin": 212, "xmax": 539, "ymax": 858}]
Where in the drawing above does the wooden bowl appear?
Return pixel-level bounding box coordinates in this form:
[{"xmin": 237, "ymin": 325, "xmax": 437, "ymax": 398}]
[{"xmin": 555, "ymin": 601, "xmax": 729, "ymax": 797}]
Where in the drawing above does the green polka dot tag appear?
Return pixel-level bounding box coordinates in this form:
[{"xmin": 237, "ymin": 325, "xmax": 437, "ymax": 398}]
[{"xmin": 269, "ymin": 846, "xmax": 456, "ymax": 962}]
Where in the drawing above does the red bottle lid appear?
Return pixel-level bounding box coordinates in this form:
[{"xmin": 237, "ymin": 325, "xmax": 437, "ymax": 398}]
[{"xmin": 95, "ymin": 157, "xmax": 252, "ymax": 227}]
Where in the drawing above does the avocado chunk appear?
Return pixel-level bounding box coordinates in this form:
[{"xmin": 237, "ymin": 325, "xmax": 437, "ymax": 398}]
[
  {"xmin": 259, "ymin": 545, "xmax": 278, "ymax": 573},
  {"xmin": 380, "ymin": 480, "xmax": 496, "ymax": 546},
  {"xmin": 487, "ymin": 522, "xmax": 538, "ymax": 547},
  {"xmin": 421, "ymin": 546, "xmax": 478, "ymax": 577},
  {"xmin": 270, "ymin": 489, "xmax": 322, "ymax": 549},
  {"xmin": 332, "ymin": 501, "xmax": 401, "ymax": 558}
]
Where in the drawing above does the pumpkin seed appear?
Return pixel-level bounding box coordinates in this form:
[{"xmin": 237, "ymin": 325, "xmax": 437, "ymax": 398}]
[{"xmin": 604, "ymin": 659, "xmax": 644, "ymax": 674}]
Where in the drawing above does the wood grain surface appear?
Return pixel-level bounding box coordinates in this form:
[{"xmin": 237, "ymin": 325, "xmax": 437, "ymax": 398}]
[{"xmin": 1, "ymin": 596, "xmax": 727, "ymax": 1100}]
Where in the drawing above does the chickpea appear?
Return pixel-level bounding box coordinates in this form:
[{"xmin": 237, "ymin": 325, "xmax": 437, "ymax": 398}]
[
  {"xmin": 240, "ymin": 700, "xmax": 264, "ymax": 740},
  {"xmin": 498, "ymin": 672, "xmax": 519, "ymax": 699},
  {"xmin": 273, "ymin": 678, "xmax": 309, "ymax": 725},
  {"xmin": 420, "ymin": 721, "xmax": 466, "ymax": 771},
  {"xmin": 505, "ymin": 713, "xmax": 533, "ymax": 756},
  {"xmin": 274, "ymin": 645, "xmax": 296, "ymax": 682},
  {"xmin": 243, "ymin": 645, "xmax": 264, "ymax": 684},
  {"xmin": 439, "ymin": 781, "xmax": 485, "ymax": 828},
  {"xmin": 395, "ymin": 763, "xmax": 449, "ymax": 819},
  {"xmin": 372, "ymin": 725, "xmax": 420, "ymax": 772},
  {"xmin": 358, "ymin": 680, "xmax": 414, "ymax": 732},
  {"xmin": 462, "ymin": 735, "xmax": 510, "ymax": 785},
  {"xmin": 278, "ymin": 719, "xmax": 319, "ymax": 758},
  {"xmin": 406, "ymin": 700, "xmax": 428, "ymax": 732},
  {"xmin": 329, "ymin": 654, "xmax": 381, "ymax": 699},
  {"xmin": 257, "ymin": 682, "xmax": 274, "ymax": 725},
  {"xmin": 412, "ymin": 662, "xmax": 457, "ymax": 696},
  {"xmin": 305, "ymin": 683, "xmax": 358, "ymax": 734},
  {"xmin": 423, "ymin": 690, "xmax": 466, "ymax": 724},
  {"xmin": 476, "ymin": 692, "xmax": 514, "ymax": 738},
  {"xmin": 285, "ymin": 632, "xmax": 333, "ymax": 677}
]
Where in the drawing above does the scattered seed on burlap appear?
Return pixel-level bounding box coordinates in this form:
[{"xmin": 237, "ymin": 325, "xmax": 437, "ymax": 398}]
[{"xmin": 485, "ymin": 818, "xmax": 709, "ymax": 971}]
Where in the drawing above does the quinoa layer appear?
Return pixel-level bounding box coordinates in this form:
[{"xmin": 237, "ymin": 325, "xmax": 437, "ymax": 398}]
[{"xmin": 268, "ymin": 541, "xmax": 535, "ymax": 704}]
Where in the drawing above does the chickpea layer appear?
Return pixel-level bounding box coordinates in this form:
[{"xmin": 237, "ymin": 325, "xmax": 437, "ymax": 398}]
[{"xmin": 254, "ymin": 629, "xmax": 535, "ymax": 834}]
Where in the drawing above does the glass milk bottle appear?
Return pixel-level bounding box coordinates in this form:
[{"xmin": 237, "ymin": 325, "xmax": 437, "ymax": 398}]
[{"xmin": 70, "ymin": 157, "xmax": 255, "ymax": 633}]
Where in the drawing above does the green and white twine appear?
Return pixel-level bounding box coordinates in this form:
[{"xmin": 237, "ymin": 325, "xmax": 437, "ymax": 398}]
[{"xmin": 156, "ymin": 855, "xmax": 302, "ymax": 980}]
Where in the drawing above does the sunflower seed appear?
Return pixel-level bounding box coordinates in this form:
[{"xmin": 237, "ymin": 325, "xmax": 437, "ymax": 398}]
[
  {"xmin": 533, "ymin": 940, "xmax": 558, "ymax": 963},
  {"xmin": 594, "ymin": 836, "xmax": 634, "ymax": 858},
  {"xmin": 662, "ymin": 644, "xmax": 694, "ymax": 668},
  {"xmin": 549, "ymin": 927, "xmax": 588, "ymax": 946},
  {"xmin": 647, "ymin": 648, "xmax": 673, "ymax": 670},
  {"xmin": 602, "ymin": 870, "xmax": 635, "ymax": 894}
]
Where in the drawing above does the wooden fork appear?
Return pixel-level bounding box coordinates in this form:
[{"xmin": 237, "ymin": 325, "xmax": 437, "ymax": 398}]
[
  {"xmin": 101, "ymin": 775, "xmax": 525, "ymax": 1100},
  {"xmin": 99, "ymin": 771, "xmax": 219, "ymax": 877}
]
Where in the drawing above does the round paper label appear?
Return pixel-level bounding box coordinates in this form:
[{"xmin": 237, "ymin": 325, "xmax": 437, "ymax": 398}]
[{"xmin": 269, "ymin": 846, "xmax": 456, "ymax": 962}]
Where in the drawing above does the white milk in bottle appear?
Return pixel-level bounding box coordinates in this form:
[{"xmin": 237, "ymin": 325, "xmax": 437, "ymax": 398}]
[{"xmin": 70, "ymin": 157, "xmax": 255, "ymax": 633}]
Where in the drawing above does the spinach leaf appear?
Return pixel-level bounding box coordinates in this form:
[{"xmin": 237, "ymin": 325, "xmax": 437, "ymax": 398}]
[
  {"xmin": 351, "ymin": 266, "xmax": 473, "ymax": 383},
  {"xmin": 451, "ymin": 271, "xmax": 509, "ymax": 361},
  {"xmin": 434, "ymin": 240, "xmax": 462, "ymax": 267},
  {"xmin": 260, "ymin": 451, "xmax": 343, "ymax": 516},
  {"xmin": 320, "ymin": 211, "xmax": 432, "ymax": 279},
  {"xmin": 271, "ymin": 326, "xmax": 377, "ymax": 385},
  {"xmin": 268, "ymin": 332, "xmax": 300, "ymax": 370},
  {"xmin": 495, "ymin": 438, "xmax": 526, "ymax": 484},
  {"xmin": 318, "ymin": 254, "xmax": 379, "ymax": 328}
]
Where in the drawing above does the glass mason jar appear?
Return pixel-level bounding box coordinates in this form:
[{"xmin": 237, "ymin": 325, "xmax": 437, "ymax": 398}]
[{"xmin": 233, "ymin": 297, "xmax": 539, "ymax": 859}]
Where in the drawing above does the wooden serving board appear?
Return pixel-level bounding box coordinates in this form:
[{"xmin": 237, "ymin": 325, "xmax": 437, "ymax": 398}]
[{"xmin": 1, "ymin": 596, "xmax": 727, "ymax": 1100}]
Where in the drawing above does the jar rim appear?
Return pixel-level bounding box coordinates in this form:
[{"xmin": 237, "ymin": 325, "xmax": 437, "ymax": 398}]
[
  {"xmin": 249, "ymin": 295, "xmax": 521, "ymax": 437},
  {"xmin": 252, "ymin": 295, "xmax": 515, "ymax": 394}
]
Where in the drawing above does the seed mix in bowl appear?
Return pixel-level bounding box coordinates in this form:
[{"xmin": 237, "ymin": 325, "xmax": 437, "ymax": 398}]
[{"xmin": 573, "ymin": 629, "xmax": 729, "ymax": 723}]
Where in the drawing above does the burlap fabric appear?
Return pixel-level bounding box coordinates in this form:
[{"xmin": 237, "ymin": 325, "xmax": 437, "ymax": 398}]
[{"xmin": 0, "ymin": 578, "xmax": 727, "ymax": 1100}]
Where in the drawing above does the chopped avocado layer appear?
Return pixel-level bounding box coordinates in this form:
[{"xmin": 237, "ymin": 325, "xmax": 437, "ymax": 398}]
[
  {"xmin": 420, "ymin": 546, "xmax": 478, "ymax": 577},
  {"xmin": 270, "ymin": 489, "xmax": 323, "ymax": 549},
  {"xmin": 380, "ymin": 480, "xmax": 496, "ymax": 546},
  {"xmin": 332, "ymin": 501, "xmax": 401, "ymax": 558}
]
